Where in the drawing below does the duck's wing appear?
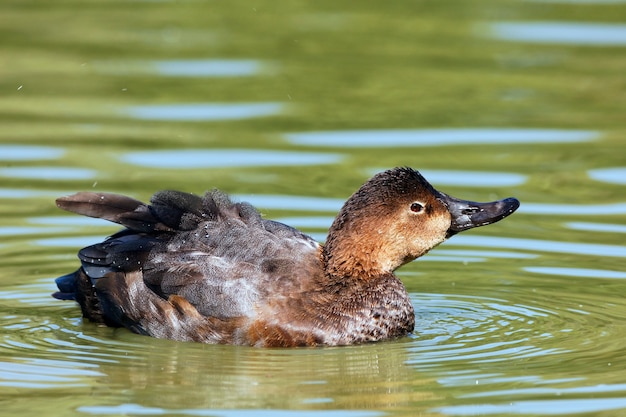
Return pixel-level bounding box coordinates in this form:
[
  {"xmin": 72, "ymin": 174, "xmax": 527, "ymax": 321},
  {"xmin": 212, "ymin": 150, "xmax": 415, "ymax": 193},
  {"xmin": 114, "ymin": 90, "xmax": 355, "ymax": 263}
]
[
  {"xmin": 138, "ymin": 192, "xmax": 322, "ymax": 319},
  {"xmin": 56, "ymin": 189, "xmax": 322, "ymax": 339}
]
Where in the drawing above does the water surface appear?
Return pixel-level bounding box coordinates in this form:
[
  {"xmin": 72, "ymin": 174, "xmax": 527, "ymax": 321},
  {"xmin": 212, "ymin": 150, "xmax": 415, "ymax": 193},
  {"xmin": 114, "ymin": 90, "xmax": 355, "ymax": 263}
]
[
  {"xmin": 1, "ymin": 1, "xmax": 626, "ymax": 417},
  {"xmin": 488, "ymin": 22, "xmax": 626, "ymax": 46}
]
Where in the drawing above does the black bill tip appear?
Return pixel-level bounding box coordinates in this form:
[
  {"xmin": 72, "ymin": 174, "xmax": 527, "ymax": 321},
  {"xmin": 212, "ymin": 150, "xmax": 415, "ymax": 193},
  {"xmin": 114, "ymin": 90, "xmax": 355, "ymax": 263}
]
[{"xmin": 439, "ymin": 194, "xmax": 520, "ymax": 237}]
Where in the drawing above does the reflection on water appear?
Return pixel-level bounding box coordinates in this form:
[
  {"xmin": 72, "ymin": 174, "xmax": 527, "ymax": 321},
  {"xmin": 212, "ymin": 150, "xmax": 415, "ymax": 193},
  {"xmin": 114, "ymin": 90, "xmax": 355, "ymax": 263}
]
[
  {"xmin": 588, "ymin": 167, "xmax": 626, "ymax": 185},
  {"xmin": 285, "ymin": 128, "xmax": 598, "ymax": 147},
  {"xmin": 28, "ymin": 216, "xmax": 112, "ymax": 227},
  {"xmin": 408, "ymin": 292, "xmax": 564, "ymax": 366},
  {"xmin": 121, "ymin": 149, "xmax": 343, "ymax": 168},
  {"xmin": 123, "ymin": 103, "xmax": 285, "ymax": 121},
  {"xmin": 274, "ymin": 216, "xmax": 335, "ymax": 229},
  {"xmin": 525, "ymin": 266, "xmax": 626, "ymax": 279},
  {"xmin": 566, "ymin": 221, "xmax": 626, "ymax": 234},
  {"xmin": 0, "ymin": 167, "xmax": 97, "ymax": 180},
  {"xmin": 0, "ymin": 145, "xmax": 64, "ymax": 161},
  {"xmin": 236, "ymin": 195, "xmax": 344, "ymax": 212},
  {"xmin": 447, "ymin": 235, "xmax": 626, "ymax": 257},
  {"xmin": 0, "ymin": 189, "xmax": 63, "ymax": 199},
  {"xmin": 35, "ymin": 236, "xmax": 118, "ymax": 247},
  {"xmin": 425, "ymin": 249, "xmax": 538, "ymax": 263},
  {"xmin": 152, "ymin": 59, "xmax": 266, "ymax": 77},
  {"xmin": 0, "ymin": 226, "xmax": 66, "ymax": 236},
  {"xmin": 435, "ymin": 397, "xmax": 626, "ymax": 416},
  {"xmin": 0, "ymin": 359, "xmax": 103, "ymax": 389},
  {"xmin": 78, "ymin": 405, "xmax": 384, "ymax": 417},
  {"xmin": 488, "ymin": 22, "xmax": 626, "ymax": 46},
  {"xmin": 96, "ymin": 59, "xmax": 267, "ymax": 77},
  {"xmin": 520, "ymin": 202, "xmax": 626, "ymax": 215}
]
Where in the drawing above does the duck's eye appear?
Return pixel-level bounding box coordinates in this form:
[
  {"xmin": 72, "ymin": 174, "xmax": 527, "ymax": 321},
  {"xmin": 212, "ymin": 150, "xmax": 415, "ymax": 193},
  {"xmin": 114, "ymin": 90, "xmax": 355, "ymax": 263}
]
[{"xmin": 410, "ymin": 202, "xmax": 425, "ymax": 213}]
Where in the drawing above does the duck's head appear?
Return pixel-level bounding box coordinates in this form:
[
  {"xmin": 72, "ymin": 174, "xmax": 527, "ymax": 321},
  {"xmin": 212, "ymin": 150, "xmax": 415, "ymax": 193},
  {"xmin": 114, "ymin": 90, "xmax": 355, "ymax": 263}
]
[{"xmin": 323, "ymin": 167, "xmax": 520, "ymax": 278}]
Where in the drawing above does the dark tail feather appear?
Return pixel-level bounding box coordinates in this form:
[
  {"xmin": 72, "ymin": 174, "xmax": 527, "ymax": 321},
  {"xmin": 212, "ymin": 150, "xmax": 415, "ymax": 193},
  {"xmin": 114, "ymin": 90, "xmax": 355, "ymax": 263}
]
[
  {"xmin": 53, "ymin": 271, "xmax": 78, "ymax": 300},
  {"xmin": 56, "ymin": 192, "xmax": 161, "ymax": 233},
  {"xmin": 53, "ymin": 268, "xmax": 108, "ymax": 325}
]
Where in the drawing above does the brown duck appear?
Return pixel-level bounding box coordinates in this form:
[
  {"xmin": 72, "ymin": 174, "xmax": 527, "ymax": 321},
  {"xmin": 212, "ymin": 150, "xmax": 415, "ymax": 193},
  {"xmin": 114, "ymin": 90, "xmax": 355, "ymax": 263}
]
[{"xmin": 53, "ymin": 167, "xmax": 519, "ymax": 347}]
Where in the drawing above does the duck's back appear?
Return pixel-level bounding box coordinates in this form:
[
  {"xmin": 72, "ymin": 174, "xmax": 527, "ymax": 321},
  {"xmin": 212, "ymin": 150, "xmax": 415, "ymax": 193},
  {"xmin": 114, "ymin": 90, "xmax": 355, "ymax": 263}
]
[{"xmin": 55, "ymin": 189, "xmax": 323, "ymax": 343}]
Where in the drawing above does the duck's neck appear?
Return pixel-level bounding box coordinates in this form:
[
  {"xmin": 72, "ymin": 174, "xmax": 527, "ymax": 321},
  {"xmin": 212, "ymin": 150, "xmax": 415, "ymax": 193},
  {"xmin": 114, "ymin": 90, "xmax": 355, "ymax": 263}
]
[{"xmin": 322, "ymin": 228, "xmax": 398, "ymax": 280}]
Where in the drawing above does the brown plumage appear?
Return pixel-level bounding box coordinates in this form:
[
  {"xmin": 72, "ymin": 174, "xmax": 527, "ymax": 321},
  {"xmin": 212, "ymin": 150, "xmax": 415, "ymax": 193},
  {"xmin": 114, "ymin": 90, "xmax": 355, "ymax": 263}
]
[{"xmin": 53, "ymin": 167, "xmax": 519, "ymax": 347}]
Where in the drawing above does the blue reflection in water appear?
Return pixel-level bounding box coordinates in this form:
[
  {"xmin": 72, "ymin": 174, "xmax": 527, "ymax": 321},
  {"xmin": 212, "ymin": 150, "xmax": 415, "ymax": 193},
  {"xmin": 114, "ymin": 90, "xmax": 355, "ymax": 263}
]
[
  {"xmin": 447, "ymin": 235, "xmax": 626, "ymax": 258},
  {"xmin": 0, "ymin": 145, "xmax": 64, "ymax": 161},
  {"xmin": 0, "ymin": 167, "xmax": 96, "ymax": 180},
  {"xmin": 0, "ymin": 226, "xmax": 66, "ymax": 236},
  {"xmin": 96, "ymin": 59, "xmax": 266, "ymax": 77},
  {"xmin": 0, "ymin": 188, "xmax": 62, "ymax": 198},
  {"xmin": 434, "ymin": 397, "xmax": 626, "ymax": 416},
  {"xmin": 78, "ymin": 404, "xmax": 384, "ymax": 417},
  {"xmin": 121, "ymin": 149, "xmax": 343, "ymax": 169},
  {"xmin": 286, "ymin": 128, "xmax": 598, "ymax": 147},
  {"xmin": 29, "ymin": 216, "xmax": 113, "ymax": 227},
  {"xmin": 235, "ymin": 195, "xmax": 344, "ymax": 212},
  {"xmin": 431, "ymin": 249, "xmax": 537, "ymax": 260},
  {"xmin": 35, "ymin": 236, "xmax": 113, "ymax": 247},
  {"xmin": 488, "ymin": 22, "xmax": 626, "ymax": 46},
  {"xmin": 274, "ymin": 216, "xmax": 335, "ymax": 229},
  {"xmin": 123, "ymin": 102, "xmax": 284, "ymax": 121},
  {"xmin": 152, "ymin": 59, "xmax": 264, "ymax": 77},
  {"xmin": 520, "ymin": 202, "xmax": 626, "ymax": 215},
  {"xmin": 525, "ymin": 266, "xmax": 626, "ymax": 279},
  {"xmin": 588, "ymin": 167, "xmax": 626, "ymax": 185},
  {"xmin": 566, "ymin": 222, "xmax": 626, "ymax": 234}
]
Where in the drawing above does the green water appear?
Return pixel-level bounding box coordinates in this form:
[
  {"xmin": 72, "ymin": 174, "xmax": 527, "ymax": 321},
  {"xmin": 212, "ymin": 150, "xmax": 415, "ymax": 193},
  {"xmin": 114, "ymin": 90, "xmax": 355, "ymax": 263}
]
[{"xmin": 1, "ymin": 0, "xmax": 626, "ymax": 416}]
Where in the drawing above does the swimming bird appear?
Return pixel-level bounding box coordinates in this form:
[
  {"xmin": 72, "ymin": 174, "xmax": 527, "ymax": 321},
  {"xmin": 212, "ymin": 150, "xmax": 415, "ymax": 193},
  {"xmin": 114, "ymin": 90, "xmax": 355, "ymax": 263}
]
[{"xmin": 53, "ymin": 167, "xmax": 519, "ymax": 347}]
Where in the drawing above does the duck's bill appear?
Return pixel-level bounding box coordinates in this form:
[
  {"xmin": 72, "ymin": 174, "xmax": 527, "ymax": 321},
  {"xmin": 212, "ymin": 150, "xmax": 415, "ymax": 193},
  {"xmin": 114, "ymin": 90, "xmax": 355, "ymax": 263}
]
[{"xmin": 437, "ymin": 193, "xmax": 520, "ymax": 237}]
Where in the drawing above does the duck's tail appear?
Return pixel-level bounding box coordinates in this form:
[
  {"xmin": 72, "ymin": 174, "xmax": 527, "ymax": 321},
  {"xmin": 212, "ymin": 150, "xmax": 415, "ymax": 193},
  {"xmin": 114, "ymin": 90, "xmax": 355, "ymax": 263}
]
[
  {"xmin": 53, "ymin": 272, "xmax": 78, "ymax": 300},
  {"xmin": 53, "ymin": 268, "xmax": 109, "ymax": 325}
]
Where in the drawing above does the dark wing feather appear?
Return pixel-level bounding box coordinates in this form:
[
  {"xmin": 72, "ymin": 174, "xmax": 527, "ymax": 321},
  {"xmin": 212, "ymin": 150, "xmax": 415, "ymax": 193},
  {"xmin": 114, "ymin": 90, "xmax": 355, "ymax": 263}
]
[
  {"xmin": 78, "ymin": 231, "xmax": 158, "ymax": 280},
  {"xmin": 149, "ymin": 190, "xmax": 204, "ymax": 230}
]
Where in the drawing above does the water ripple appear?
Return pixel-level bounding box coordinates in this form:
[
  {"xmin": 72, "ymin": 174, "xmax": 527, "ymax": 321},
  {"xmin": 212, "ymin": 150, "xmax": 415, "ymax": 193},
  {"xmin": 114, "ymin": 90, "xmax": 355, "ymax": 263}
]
[
  {"xmin": 520, "ymin": 202, "xmax": 626, "ymax": 215},
  {"xmin": 123, "ymin": 102, "xmax": 285, "ymax": 121},
  {"xmin": 408, "ymin": 293, "xmax": 566, "ymax": 366},
  {"xmin": 565, "ymin": 221, "xmax": 626, "ymax": 234},
  {"xmin": 120, "ymin": 149, "xmax": 343, "ymax": 168},
  {"xmin": 0, "ymin": 358, "xmax": 103, "ymax": 389},
  {"xmin": 286, "ymin": 128, "xmax": 598, "ymax": 147},
  {"xmin": 96, "ymin": 59, "xmax": 268, "ymax": 77},
  {"xmin": 0, "ymin": 145, "xmax": 64, "ymax": 161},
  {"xmin": 588, "ymin": 167, "xmax": 626, "ymax": 185},
  {"xmin": 0, "ymin": 188, "xmax": 63, "ymax": 199},
  {"xmin": 487, "ymin": 22, "xmax": 626, "ymax": 46},
  {"xmin": 447, "ymin": 235, "xmax": 626, "ymax": 258},
  {"xmin": 0, "ymin": 167, "xmax": 97, "ymax": 180},
  {"xmin": 435, "ymin": 397, "xmax": 626, "ymax": 415},
  {"xmin": 525, "ymin": 266, "xmax": 626, "ymax": 279},
  {"xmin": 78, "ymin": 405, "xmax": 383, "ymax": 417}
]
